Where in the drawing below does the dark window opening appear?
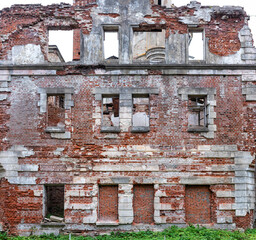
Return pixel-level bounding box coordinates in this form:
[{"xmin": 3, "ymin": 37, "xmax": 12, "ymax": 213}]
[
  {"xmin": 158, "ymin": 0, "xmax": 162, "ymax": 5},
  {"xmin": 45, "ymin": 185, "xmax": 64, "ymax": 219},
  {"xmin": 47, "ymin": 94, "xmax": 65, "ymax": 127},
  {"xmin": 102, "ymin": 96, "xmax": 119, "ymax": 127},
  {"xmin": 188, "ymin": 95, "xmax": 209, "ymax": 132}
]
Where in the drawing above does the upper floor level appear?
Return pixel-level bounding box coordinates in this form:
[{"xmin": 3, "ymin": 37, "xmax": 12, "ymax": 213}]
[{"xmin": 0, "ymin": 0, "xmax": 256, "ymax": 66}]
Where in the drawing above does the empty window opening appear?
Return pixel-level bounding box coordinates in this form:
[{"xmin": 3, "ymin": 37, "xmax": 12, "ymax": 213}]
[
  {"xmin": 98, "ymin": 185, "xmax": 118, "ymax": 222},
  {"xmin": 158, "ymin": 0, "xmax": 162, "ymax": 5},
  {"xmin": 185, "ymin": 185, "xmax": 212, "ymax": 224},
  {"xmin": 104, "ymin": 30, "xmax": 119, "ymax": 60},
  {"xmin": 188, "ymin": 31, "xmax": 204, "ymax": 60},
  {"xmin": 188, "ymin": 95, "xmax": 209, "ymax": 131},
  {"xmin": 48, "ymin": 30, "xmax": 74, "ymax": 62},
  {"xmin": 45, "ymin": 185, "xmax": 64, "ymax": 219},
  {"xmin": 133, "ymin": 185, "xmax": 154, "ymax": 224},
  {"xmin": 102, "ymin": 96, "xmax": 119, "ymax": 127},
  {"xmin": 133, "ymin": 30, "xmax": 165, "ymax": 62},
  {"xmin": 132, "ymin": 95, "xmax": 149, "ymax": 127},
  {"xmin": 47, "ymin": 94, "xmax": 65, "ymax": 127}
]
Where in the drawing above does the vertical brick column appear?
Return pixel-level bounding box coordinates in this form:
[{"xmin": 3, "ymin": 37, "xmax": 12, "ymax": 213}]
[{"xmin": 73, "ymin": 29, "xmax": 80, "ymax": 61}]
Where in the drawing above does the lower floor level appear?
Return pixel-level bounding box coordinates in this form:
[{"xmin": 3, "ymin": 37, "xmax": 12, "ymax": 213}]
[{"xmin": 0, "ymin": 179, "xmax": 254, "ymax": 236}]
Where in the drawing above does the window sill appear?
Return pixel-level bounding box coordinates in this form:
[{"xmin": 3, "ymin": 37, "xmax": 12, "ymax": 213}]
[
  {"xmin": 131, "ymin": 126, "xmax": 150, "ymax": 133},
  {"xmin": 101, "ymin": 126, "xmax": 120, "ymax": 133},
  {"xmin": 45, "ymin": 126, "xmax": 65, "ymax": 133},
  {"xmin": 41, "ymin": 222, "xmax": 65, "ymax": 228},
  {"xmin": 188, "ymin": 126, "xmax": 209, "ymax": 133},
  {"xmin": 96, "ymin": 221, "xmax": 119, "ymax": 226}
]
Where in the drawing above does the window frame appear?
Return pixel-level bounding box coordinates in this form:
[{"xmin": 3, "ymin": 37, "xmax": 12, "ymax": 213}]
[
  {"xmin": 101, "ymin": 94, "xmax": 121, "ymax": 133},
  {"xmin": 38, "ymin": 88, "xmax": 74, "ymax": 134},
  {"xmin": 178, "ymin": 87, "xmax": 216, "ymax": 139},
  {"xmin": 102, "ymin": 25, "xmax": 120, "ymax": 61},
  {"xmin": 187, "ymin": 28, "xmax": 205, "ymax": 62},
  {"xmin": 187, "ymin": 95, "xmax": 209, "ymax": 132},
  {"xmin": 131, "ymin": 94, "xmax": 150, "ymax": 133}
]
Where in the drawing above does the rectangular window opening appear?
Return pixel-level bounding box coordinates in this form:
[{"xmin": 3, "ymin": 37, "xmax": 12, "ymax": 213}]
[
  {"xmin": 132, "ymin": 95, "xmax": 150, "ymax": 132},
  {"xmin": 104, "ymin": 29, "xmax": 119, "ymax": 60},
  {"xmin": 132, "ymin": 29, "xmax": 165, "ymax": 62},
  {"xmin": 45, "ymin": 185, "xmax": 65, "ymax": 220},
  {"xmin": 102, "ymin": 95, "xmax": 119, "ymax": 128},
  {"xmin": 47, "ymin": 94, "xmax": 65, "ymax": 128},
  {"xmin": 188, "ymin": 95, "xmax": 209, "ymax": 132},
  {"xmin": 158, "ymin": 0, "xmax": 162, "ymax": 5},
  {"xmin": 48, "ymin": 30, "xmax": 74, "ymax": 62},
  {"xmin": 98, "ymin": 185, "xmax": 118, "ymax": 222},
  {"xmin": 188, "ymin": 30, "xmax": 204, "ymax": 61}
]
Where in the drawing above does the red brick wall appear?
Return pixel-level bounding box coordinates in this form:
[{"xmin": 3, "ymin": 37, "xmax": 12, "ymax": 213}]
[
  {"xmin": 0, "ymin": 179, "xmax": 43, "ymax": 235},
  {"xmin": 99, "ymin": 185, "xmax": 118, "ymax": 222},
  {"xmin": 73, "ymin": 29, "xmax": 81, "ymax": 61},
  {"xmin": 185, "ymin": 185, "xmax": 211, "ymax": 224},
  {"xmin": 133, "ymin": 185, "xmax": 154, "ymax": 224}
]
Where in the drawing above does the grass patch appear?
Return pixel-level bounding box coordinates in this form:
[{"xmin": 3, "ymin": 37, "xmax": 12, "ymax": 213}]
[{"xmin": 1, "ymin": 226, "xmax": 256, "ymax": 240}]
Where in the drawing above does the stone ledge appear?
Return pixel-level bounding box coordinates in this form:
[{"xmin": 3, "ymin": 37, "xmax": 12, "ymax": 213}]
[
  {"xmin": 96, "ymin": 221, "xmax": 119, "ymax": 226},
  {"xmin": 101, "ymin": 126, "xmax": 121, "ymax": 133}
]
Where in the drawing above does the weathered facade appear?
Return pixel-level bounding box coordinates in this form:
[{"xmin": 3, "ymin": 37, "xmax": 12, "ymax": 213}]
[{"xmin": 0, "ymin": 0, "xmax": 256, "ymax": 236}]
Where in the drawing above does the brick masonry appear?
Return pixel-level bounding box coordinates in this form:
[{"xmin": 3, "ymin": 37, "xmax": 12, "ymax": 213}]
[
  {"xmin": 0, "ymin": 0, "xmax": 255, "ymax": 236},
  {"xmin": 185, "ymin": 186, "xmax": 211, "ymax": 224},
  {"xmin": 133, "ymin": 185, "xmax": 154, "ymax": 224}
]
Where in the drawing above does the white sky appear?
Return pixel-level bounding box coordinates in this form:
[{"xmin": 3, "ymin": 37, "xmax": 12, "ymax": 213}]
[{"xmin": 0, "ymin": 0, "xmax": 255, "ymax": 61}]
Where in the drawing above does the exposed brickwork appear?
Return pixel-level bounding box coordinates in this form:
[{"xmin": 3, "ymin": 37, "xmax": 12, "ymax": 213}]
[
  {"xmin": 99, "ymin": 186, "xmax": 118, "ymax": 222},
  {"xmin": 185, "ymin": 186, "xmax": 212, "ymax": 224},
  {"xmin": 134, "ymin": 185, "xmax": 154, "ymax": 224},
  {"xmin": 0, "ymin": 0, "xmax": 255, "ymax": 236},
  {"xmin": 73, "ymin": 29, "xmax": 81, "ymax": 61},
  {"xmin": 0, "ymin": 179, "xmax": 43, "ymax": 235}
]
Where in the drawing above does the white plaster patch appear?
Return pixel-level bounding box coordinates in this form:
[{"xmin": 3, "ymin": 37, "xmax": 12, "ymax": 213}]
[{"xmin": 12, "ymin": 44, "xmax": 45, "ymax": 64}]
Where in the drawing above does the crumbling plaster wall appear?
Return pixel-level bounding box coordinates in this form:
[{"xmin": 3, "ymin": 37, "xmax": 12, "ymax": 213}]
[
  {"xmin": 0, "ymin": 1, "xmax": 256, "ymax": 64},
  {"xmin": 0, "ymin": 0, "xmax": 256, "ymax": 236},
  {"xmin": 0, "ymin": 68, "xmax": 254, "ymax": 234}
]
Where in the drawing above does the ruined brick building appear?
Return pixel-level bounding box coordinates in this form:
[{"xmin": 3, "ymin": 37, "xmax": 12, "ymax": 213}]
[{"xmin": 0, "ymin": 0, "xmax": 256, "ymax": 236}]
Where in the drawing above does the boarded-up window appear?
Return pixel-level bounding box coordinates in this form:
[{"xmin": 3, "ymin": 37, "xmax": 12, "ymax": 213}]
[
  {"xmin": 185, "ymin": 185, "xmax": 211, "ymax": 224},
  {"xmin": 99, "ymin": 185, "xmax": 118, "ymax": 222},
  {"xmin": 47, "ymin": 94, "xmax": 65, "ymax": 127},
  {"xmin": 45, "ymin": 185, "xmax": 64, "ymax": 218},
  {"xmin": 133, "ymin": 185, "xmax": 154, "ymax": 224}
]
